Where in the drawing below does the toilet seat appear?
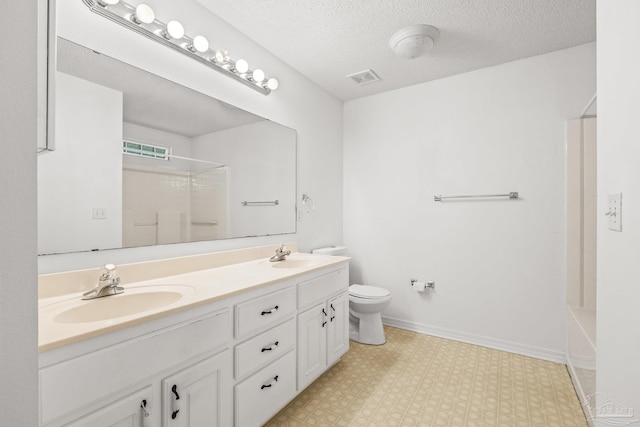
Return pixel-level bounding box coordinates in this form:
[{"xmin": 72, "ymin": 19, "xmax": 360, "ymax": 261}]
[{"xmin": 349, "ymin": 284, "xmax": 390, "ymax": 299}]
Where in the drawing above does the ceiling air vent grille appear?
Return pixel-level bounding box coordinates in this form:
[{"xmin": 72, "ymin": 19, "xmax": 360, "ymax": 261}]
[{"xmin": 347, "ymin": 69, "xmax": 381, "ymax": 86}]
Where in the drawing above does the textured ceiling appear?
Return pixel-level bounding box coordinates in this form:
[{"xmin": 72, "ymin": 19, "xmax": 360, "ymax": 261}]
[{"xmin": 195, "ymin": 0, "xmax": 596, "ymax": 101}]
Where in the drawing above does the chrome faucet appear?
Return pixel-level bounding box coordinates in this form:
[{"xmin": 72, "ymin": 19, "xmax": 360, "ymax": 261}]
[
  {"xmin": 82, "ymin": 263, "xmax": 124, "ymax": 300},
  {"xmin": 270, "ymin": 244, "xmax": 291, "ymax": 262}
]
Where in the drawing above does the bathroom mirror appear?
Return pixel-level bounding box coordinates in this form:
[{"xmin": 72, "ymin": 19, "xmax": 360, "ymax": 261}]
[{"xmin": 38, "ymin": 38, "xmax": 296, "ymax": 255}]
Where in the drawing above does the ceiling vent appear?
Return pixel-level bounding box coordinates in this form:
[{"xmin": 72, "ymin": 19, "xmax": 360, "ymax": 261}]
[{"xmin": 347, "ymin": 69, "xmax": 381, "ymax": 86}]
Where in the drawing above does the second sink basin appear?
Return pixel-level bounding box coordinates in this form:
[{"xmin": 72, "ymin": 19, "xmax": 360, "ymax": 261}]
[
  {"xmin": 52, "ymin": 285, "xmax": 193, "ymax": 324},
  {"xmin": 270, "ymin": 259, "xmax": 319, "ymax": 269}
]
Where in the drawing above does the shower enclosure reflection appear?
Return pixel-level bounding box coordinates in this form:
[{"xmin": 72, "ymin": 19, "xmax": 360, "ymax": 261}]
[{"xmin": 121, "ymin": 153, "xmax": 228, "ymax": 248}]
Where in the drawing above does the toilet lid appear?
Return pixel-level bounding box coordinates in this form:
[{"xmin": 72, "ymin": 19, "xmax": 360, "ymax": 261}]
[{"xmin": 349, "ymin": 284, "xmax": 390, "ymax": 299}]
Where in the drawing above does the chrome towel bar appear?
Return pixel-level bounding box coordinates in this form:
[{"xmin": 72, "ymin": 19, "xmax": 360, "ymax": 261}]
[
  {"xmin": 241, "ymin": 200, "xmax": 279, "ymax": 206},
  {"xmin": 434, "ymin": 192, "xmax": 518, "ymax": 202}
]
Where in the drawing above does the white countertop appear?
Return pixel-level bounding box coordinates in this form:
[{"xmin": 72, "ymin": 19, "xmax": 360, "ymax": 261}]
[{"xmin": 39, "ymin": 252, "xmax": 349, "ymax": 352}]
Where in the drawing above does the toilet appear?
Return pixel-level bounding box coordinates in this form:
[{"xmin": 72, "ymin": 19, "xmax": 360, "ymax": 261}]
[{"xmin": 311, "ymin": 246, "xmax": 392, "ymax": 345}]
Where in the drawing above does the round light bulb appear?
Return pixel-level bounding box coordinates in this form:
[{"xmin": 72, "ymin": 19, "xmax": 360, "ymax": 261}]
[
  {"xmin": 235, "ymin": 59, "xmax": 249, "ymax": 74},
  {"xmin": 192, "ymin": 35, "xmax": 209, "ymax": 53},
  {"xmin": 252, "ymin": 69, "xmax": 265, "ymax": 83},
  {"xmin": 266, "ymin": 78, "xmax": 279, "ymax": 90},
  {"xmin": 214, "ymin": 49, "xmax": 229, "ymax": 64},
  {"xmin": 134, "ymin": 4, "xmax": 155, "ymax": 24},
  {"xmin": 165, "ymin": 20, "xmax": 184, "ymax": 39}
]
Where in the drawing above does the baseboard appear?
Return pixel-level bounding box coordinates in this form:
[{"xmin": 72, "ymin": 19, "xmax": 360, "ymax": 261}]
[
  {"xmin": 566, "ymin": 358, "xmax": 595, "ymax": 427},
  {"xmin": 381, "ymin": 316, "xmax": 566, "ymax": 364}
]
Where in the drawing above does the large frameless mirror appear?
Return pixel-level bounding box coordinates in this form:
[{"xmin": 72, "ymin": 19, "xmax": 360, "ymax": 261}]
[{"xmin": 38, "ymin": 37, "xmax": 296, "ymax": 255}]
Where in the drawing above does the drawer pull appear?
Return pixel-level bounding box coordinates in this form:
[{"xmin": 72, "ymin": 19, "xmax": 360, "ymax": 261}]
[
  {"xmin": 261, "ymin": 341, "xmax": 280, "ymax": 352},
  {"xmin": 140, "ymin": 399, "xmax": 150, "ymax": 427},
  {"xmin": 322, "ymin": 308, "xmax": 327, "ymax": 327},
  {"xmin": 260, "ymin": 375, "xmax": 279, "ymax": 389},
  {"xmin": 171, "ymin": 384, "xmax": 180, "ymax": 419},
  {"xmin": 330, "ymin": 303, "xmax": 336, "ymax": 322},
  {"xmin": 261, "ymin": 305, "xmax": 279, "ymax": 316}
]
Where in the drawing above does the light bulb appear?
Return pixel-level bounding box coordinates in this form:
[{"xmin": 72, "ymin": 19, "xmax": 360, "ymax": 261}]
[
  {"xmin": 165, "ymin": 20, "xmax": 184, "ymax": 39},
  {"xmin": 235, "ymin": 59, "xmax": 249, "ymax": 74},
  {"xmin": 214, "ymin": 49, "xmax": 229, "ymax": 64},
  {"xmin": 266, "ymin": 78, "xmax": 279, "ymax": 90},
  {"xmin": 192, "ymin": 35, "xmax": 209, "ymax": 53},
  {"xmin": 252, "ymin": 69, "xmax": 265, "ymax": 82},
  {"xmin": 99, "ymin": 0, "xmax": 119, "ymax": 5},
  {"xmin": 133, "ymin": 4, "xmax": 155, "ymax": 24}
]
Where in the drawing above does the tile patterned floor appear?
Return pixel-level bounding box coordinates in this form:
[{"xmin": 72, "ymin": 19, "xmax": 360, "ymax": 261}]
[{"xmin": 266, "ymin": 326, "xmax": 587, "ymax": 426}]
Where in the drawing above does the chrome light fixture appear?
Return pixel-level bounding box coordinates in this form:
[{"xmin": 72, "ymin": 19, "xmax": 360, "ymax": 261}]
[{"xmin": 82, "ymin": 0, "xmax": 279, "ymax": 95}]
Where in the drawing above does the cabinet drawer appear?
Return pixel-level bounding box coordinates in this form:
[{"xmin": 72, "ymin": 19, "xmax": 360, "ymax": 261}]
[
  {"xmin": 235, "ymin": 287, "xmax": 296, "ymax": 339},
  {"xmin": 235, "ymin": 350, "xmax": 296, "ymax": 427},
  {"xmin": 235, "ymin": 318, "xmax": 296, "ymax": 380},
  {"xmin": 298, "ymin": 267, "xmax": 348, "ymax": 310}
]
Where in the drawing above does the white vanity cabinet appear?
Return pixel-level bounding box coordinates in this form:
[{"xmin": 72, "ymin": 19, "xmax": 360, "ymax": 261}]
[
  {"xmin": 39, "ymin": 309, "xmax": 232, "ymax": 427},
  {"xmin": 39, "ymin": 258, "xmax": 350, "ymax": 427},
  {"xmin": 297, "ymin": 267, "xmax": 349, "ymax": 391}
]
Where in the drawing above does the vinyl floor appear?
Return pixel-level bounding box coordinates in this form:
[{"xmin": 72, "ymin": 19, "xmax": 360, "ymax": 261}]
[{"xmin": 265, "ymin": 326, "xmax": 587, "ymax": 426}]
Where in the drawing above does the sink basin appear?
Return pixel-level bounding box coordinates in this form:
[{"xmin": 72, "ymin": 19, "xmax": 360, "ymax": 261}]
[
  {"xmin": 269, "ymin": 259, "xmax": 320, "ymax": 269},
  {"xmin": 53, "ymin": 286, "xmax": 191, "ymax": 324}
]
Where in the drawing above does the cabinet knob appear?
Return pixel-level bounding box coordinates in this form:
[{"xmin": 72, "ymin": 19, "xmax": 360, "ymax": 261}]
[
  {"xmin": 260, "ymin": 375, "xmax": 279, "ymax": 390},
  {"xmin": 261, "ymin": 341, "xmax": 280, "ymax": 352},
  {"xmin": 140, "ymin": 399, "xmax": 150, "ymax": 427},
  {"xmin": 171, "ymin": 384, "xmax": 180, "ymax": 419},
  {"xmin": 261, "ymin": 305, "xmax": 279, "ymax": 316}
]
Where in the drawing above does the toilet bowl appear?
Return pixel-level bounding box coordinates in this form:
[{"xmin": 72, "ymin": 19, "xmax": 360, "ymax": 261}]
[
  {"xmin": 311, "ymin": 246, "xmax": 392, "ymax": 345},
  {"xmin": 349, "ymin": 284, "xmax": 392, "ymax": 345}
]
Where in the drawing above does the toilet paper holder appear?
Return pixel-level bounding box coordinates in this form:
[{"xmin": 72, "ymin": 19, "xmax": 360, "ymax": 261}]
[{"xmin": 410, "ymin": 279, "xmax": 435, "ymax": 290}]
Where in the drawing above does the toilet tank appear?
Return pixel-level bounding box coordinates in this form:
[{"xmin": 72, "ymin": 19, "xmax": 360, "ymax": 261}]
[{"xmin": 311, "ymin": 246, "xmax": 348, "ymax": 256}]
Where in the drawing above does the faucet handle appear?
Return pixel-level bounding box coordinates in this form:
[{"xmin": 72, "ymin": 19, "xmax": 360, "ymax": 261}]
[{"xmin": 100, "ymin": 263, "xmax": 117, "ymax": 280}]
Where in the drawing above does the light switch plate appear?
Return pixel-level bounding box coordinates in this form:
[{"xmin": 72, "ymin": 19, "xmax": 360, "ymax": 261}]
[{"xmin": 607, "ymin": 193, "xmax": 622, "ymax": 231}]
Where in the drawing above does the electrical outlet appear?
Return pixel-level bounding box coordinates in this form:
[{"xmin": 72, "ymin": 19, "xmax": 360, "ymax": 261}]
[
  {"xmin": 607, "ymin": 193, "xmax": 622, "ymax": 232},
  {"xmin": 92, "ymin": 208, "xmax": 108, "ymax": 220}
]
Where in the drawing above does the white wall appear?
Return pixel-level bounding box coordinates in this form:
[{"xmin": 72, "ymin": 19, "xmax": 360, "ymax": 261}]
[
  {"xmin": 596, "ymin": 2, "xmax": 640, "ymax": 422},
  {"xmin": 344, "ymin": 43, "xmax": 596, "ymax": 361},
  {"xmin": 38, "ymin": 72, "xmax": 123, "ymax": 254},
  {"xmin": 192, "ymin": 121, "xmax": 296, "ymax": 238},
  {"xmin": 40, "ymin": 0, "xmax": 343, "ymax": 273},
  {"xmin": 0, "ymin": 2, "xmax": 39, "ymax": 425}
]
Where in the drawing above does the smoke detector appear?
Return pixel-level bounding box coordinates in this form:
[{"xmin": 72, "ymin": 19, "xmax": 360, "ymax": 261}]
[{"xmin": 389, "ymin": 25, "xmax": 439, "ymax": 59}]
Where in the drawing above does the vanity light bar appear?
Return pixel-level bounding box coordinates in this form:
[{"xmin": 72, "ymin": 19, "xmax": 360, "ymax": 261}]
[{"xmin": 82, "ymin": 0, "xmax": 279, "ymax": 95}]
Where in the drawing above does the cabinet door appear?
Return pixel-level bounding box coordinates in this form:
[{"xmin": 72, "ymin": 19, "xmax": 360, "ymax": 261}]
[
  {"xmin": 65, "ymin": 386, "xmax": 153, "ymax": 427},
  {"xmin": 327, "ymin": 292, "xmax": 349, "ymax": 366},
  {"xmin": 161, "ymin": 350, "xmax": 232, "ymax": 427},
  {"xmin": 297, "ymin": 302, "xmax": 327, "ymax": 390}
]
